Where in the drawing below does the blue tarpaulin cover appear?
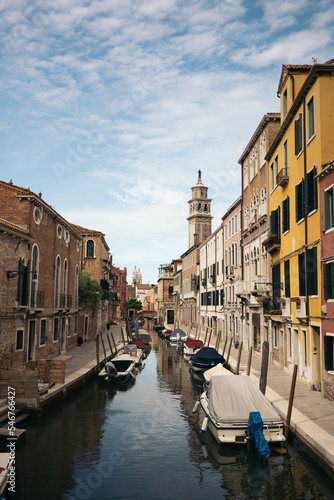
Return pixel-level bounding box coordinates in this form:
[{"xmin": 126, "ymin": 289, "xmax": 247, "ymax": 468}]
[
  {"xmin": 248, "ymin": 411, "xmax": 271, "ymax": 459},
  {"xmin": 191, "ymin": 347, "xmax": 225, "ymax": 364}
]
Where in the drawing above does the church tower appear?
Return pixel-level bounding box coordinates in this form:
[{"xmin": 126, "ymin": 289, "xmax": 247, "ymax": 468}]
[{"xmin": 187, "ymin": 170, "xmax": 213, "ymax": 248}]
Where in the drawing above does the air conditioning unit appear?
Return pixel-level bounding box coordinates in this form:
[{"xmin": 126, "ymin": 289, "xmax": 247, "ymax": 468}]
[
  {"xmin": 13, "ymin": 301, "xmax": 19, "ymax": 308},
  {"xmin": 296, "ymin": 297, "xmax": 307, "ymax": 319}
]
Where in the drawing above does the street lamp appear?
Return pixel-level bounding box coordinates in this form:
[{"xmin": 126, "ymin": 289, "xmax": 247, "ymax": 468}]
[{"xmin": 7, "ymin": 270, "xmax": 37, "ymax": 280}]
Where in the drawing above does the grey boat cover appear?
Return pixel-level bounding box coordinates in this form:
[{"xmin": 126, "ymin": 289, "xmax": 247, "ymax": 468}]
[{"xmin": 207, "ymin": 375, "xmax": 282, "ymax": 424}]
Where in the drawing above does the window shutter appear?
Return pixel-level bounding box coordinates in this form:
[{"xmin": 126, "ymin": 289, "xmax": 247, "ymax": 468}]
[
  {"xmin": 306, "ymin": 247, "xmax": 317, "ymax": 296},
  {"xmin": 321, "ymin": 192, "xmax": 326, "ymax": 232},
  {"xmin": 277, "ymin": 205, "xmax": 281, "ymax": 242},
  {"xmin": 295, "ymin": 184, "xmax": 299, "ymax": 222},
  {"xmin": 324, "ymin": 336, "xmax": 333, "ymax": 371},
  {"xmin": 272, "ymin": 264, "xmax": 281, "ymax": 308},
  {"xmin": 313, "ymin": 166, "xmax": 318, "ymax": 211},
  {"xmin": 284, "ymin": 260, "xmax": 290, "ymax": 298},
  {"xmin": 298, "ymin": 252, "xmax": 306, "ymax": 296}
]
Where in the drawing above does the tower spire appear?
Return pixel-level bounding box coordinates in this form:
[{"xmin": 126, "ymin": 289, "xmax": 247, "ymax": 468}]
[{"xmin": 187, "ymin": 171, "xmax": 213, "ymax": 248}]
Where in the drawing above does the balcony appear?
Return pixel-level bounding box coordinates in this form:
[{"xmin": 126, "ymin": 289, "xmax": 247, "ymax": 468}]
[
  {"xmin": 251, "ymin": 276, "xmax": 270, "ymax": 294},
  {"xmin": 263, "ymin": 234, "xmax": 280, "ymax": 254},
  {"xmin": 276, "ymin": 167, "xmax": 289, "ymax": 187},
  {"xmin": 59, "ymin": 293, "xmax": 72, "ymax": 309},
  {"xmin": 30, "ymin": 290, "xmax": 45, "ymax": 309}
]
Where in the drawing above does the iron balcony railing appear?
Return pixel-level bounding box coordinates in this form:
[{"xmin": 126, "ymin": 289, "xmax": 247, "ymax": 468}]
[{"xmin": 30, "ymin": 290, "xmax": 45, "ymax": 309}]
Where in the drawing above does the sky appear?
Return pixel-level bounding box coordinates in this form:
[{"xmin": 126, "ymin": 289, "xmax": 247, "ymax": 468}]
[{"xmin": 1, "ymin": 0, "xmax": 333, "ymax": 284}]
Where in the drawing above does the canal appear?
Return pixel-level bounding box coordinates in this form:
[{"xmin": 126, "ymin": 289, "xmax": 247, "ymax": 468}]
[{"xmin": 11, "ymin": 333, "xmax": 334, "ymax": 499}]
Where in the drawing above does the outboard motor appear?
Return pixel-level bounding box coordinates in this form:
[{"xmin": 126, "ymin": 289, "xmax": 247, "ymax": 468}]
[
  {"xmin": 105, "ymin": 362, "xmax": 117, "ymax": 380},
  {"xmin": 247, "ymin": 411, "xmax": 271, "ymax": 459}
]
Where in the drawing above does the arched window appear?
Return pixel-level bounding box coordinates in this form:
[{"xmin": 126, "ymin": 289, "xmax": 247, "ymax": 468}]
[
  {"xmin": 55, "ymin": 256, "xmax": 61, "ymax": 307},
  {"xmin": 243, "ymin": 164, "xmax": 248, "ymax": 189},
  {"xmin": 30, "ymin": 245, "xmax": 39, "ymax": 308},
  {"xmin": 75, "ymin": 265, "xmax": 79, "ymax": 308},
  {"xmin": 235, "ymin": 243, "xmax": 238, "ymax": 266},
  {"xmin": 63, "ymin": 259, "xmax": 68, "ymax": 304},
  {"xmin": 86, "ymin": 239, "xmax": 95, "ymax": 258},
  {"xmin": 260, "ymin": 133, "xmax": 266, "ymax": 167},
  {"xmin": 232, "ymin": 245, "xmax": 234, "ymax": 266}
]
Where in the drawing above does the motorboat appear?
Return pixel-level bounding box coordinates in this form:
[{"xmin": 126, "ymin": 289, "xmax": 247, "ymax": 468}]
[
  {"xmin": 115, "ymin": 344, "xmax": 143, "ymax": 365},
  {"xmin": 169, "ymin": 328, "xmax": 188, "ymax": 342},
  {"xmin": 161, "ymin": 329, "xmax": 173, "ymax": 339},
  {"xmin": 183, "ymin": 339, "xmax": 204, "ymax": 356},
  {"xmin": 0, "ymin": 453, "xmax": 13, "ymax": 495},
  {"xmin": 203, "ymin": 363, "xmax": 232, "ymax": 381},
  {"xmin": 193, "ymin": 375, "xmax": 285, "ymax": 450},
  {"xmin": 98, "ymin": 354, "xmax": 136, "ymax": 383},
  {"xmin": 189, "ymin": 347, "xmax": 225, "ymax": 372},
  {"xmin": 137, "ymin": 329, "xmax": 152, "ymax": 345}
]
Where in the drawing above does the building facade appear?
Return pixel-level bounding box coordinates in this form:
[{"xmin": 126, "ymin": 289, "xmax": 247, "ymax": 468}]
[
  {"xmin": 0, "ymin": 181, "xmax": 81, "ymax": 368},
  {"xmin": 265, "ymin": 60, "xmax": 334, "ymax": 392},
  {"xmin": 238, "ymin": 114, "xmax": 280, "ymax": 353}
]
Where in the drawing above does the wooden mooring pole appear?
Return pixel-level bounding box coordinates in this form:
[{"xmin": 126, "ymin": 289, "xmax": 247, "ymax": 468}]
[
  {"xmin": 106, "ymin": 333, "xmax": 113, "ymax": 357},
  {"xmin": 96, "ymin": 333, "xmax": 100, "ymax": 370},
  {"xmin": 222, "ymin": 338, "xmax": 227, "ymax": 358},
  {"xmin": 285, "ymin": 364, "xmax": 298, "ymax": 440},
  {"xmin": 225, "ymin": 338, "xmax": 233, "ymax": 365},
  {"xmin": 235, "ymin": 340, "xmax": 243, "ymax": 375},
  {"xmin": 100, "ymin": 334, "xmax": 107, "ymax": 362},
  {"xmin": 259, "ymin": 341, "xmax": 269, "ymax": 395},
  {"xmin": 246, "ymin": 346, "xmax": 253, "ymax": 376},
  {"xmin": 110, "ymin": 332, "xmax": 117, "ymax": 354}
]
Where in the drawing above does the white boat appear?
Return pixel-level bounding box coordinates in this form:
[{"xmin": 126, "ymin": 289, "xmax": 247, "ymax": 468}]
[
  {"xmin": 115, "ymin": 344, "xmax": 143, "ymax": 365},
  {"xmin": 183, "ymin": 339, "xmax": 204, "ymax": 356},
  {"xmin": 194, "ymin": 375, "xmax": 285, "ymax": 446},
  {"xmin": 0, "ymin": 452, "xmax": 13, "ymax": 495},
  {"xmin": 203, "ymin": 363, "xmax": 232, "ymax": 381},
  {"xmin": 169, "ymin": 328, "xmax": 188, "ymax": 342},
  {"xmin": 98, "ymin": 354, "xmax": 136, "ymax": 383}
]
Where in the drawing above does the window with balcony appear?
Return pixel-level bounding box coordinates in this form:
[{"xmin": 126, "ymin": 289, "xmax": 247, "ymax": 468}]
[{"xmin": 269, "ymin": 206, "xmax": 280, "ymax": 245}]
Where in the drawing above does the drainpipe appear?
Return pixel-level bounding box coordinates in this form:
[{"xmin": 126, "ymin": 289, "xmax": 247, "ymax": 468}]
[{"xmin": 302, "ymin": 98, "xmax": 309, "ymax": 323}]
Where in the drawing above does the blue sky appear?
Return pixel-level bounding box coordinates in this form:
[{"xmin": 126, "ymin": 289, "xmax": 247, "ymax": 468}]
[{"xmin": 1, "ymin": 0, "xmax": 333, "ymax": 284}]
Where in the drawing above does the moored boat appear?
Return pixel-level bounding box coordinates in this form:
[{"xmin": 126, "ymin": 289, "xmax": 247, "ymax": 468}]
[
  {"xmin": 169, "ymin": 328, "xmax": 188, "ymax": 342},
  {"xmin": 189, "ymin": 347, "xmax": 225, "ymax": 372},
  {"xmin": 116, "ymin": 344, "xmax": 143, "ymax": 365},
  {"xmin": 98, "ymin": 354, "xmax": 136, "ymax": 383},
  {"xmin": 183, "ymin": 339, "xmax": 204, "ymax": 356},
  {"xmin": 194, "ymin": 375, "xmax": 285, "ymax": 449},
  {"xmin": 0, "ymin": 453, "xmax": 14, "ymax": 495}
]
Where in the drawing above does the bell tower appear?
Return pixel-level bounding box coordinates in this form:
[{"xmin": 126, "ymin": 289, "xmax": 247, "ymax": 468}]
[{"xmin": 187, "ymin": 170, "xmax": 212, "ymax": 248}]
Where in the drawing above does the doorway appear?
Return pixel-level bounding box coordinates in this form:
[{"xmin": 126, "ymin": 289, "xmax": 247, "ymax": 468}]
[
  {"xmin": 311, "ymin": 326, "xmax": 321, "ymax": 390},
  {"xmin": 28, "ymin": 320, "xmax": 36, "ymax": 361}
]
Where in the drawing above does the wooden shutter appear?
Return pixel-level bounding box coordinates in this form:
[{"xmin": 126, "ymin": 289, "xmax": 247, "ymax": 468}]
[
  {"xmin": 284, "ymin": 260, "xmax": 290, "ymax": 298},
  {"xmin": 298, "ymin": 252, "xmax": 306, "ymax": 296},
  {"xmin": 324, "ymin": 336, "xmax": 334, "ymax": 371},
  {"xmin": 321, "ymin": 191, "xmax": 326, "ymax": 232},
  {"xmin": 306, "ymin": 247, "xmax": 317, "ymax": 296}
]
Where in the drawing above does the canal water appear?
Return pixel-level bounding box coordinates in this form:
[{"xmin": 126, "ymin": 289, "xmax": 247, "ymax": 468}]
[{"xmin": 10, "ymin": 333, "xmax": 334, "ymax": 499}]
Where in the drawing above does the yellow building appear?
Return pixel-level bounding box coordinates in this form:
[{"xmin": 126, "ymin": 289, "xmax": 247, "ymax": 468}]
[{"xmin": 265, "ymin": 59, "xmax": 334, "ymax": 390}]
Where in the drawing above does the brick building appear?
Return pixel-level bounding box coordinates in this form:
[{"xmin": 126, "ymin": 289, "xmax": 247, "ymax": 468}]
[{"xmin": 0, "ymin": 180, "xmax": 82, "ymax": 368}]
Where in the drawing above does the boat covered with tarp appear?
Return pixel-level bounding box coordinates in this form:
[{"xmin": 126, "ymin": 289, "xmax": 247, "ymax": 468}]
[
  {"xmin": 183, "ymin": 339, "xmax": 204, "ymax": 356},
  {"xmin": 189, "ymin": 347, "xmax": 225, "ymax": 371},
  {"xmin": 194, "ymin": 375, "xmax": 285, "ymax": 446},
  {"xmin": 169, "ymin": 328, "xmax": 188, "ymax": 342}
]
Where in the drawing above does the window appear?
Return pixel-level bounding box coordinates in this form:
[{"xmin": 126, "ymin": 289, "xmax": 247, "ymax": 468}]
[
  {"xmin": 284, "ymin": 260, "xmax": 290, "ymax": 298},
  {"xmin": 17, "ymin": 257, "xmax": 29, "ymax": 306},
  {"xmin": 272, "ymin": 263, "xmax": 281, "ymax": 308},
  {"xmin": 270, "ymin": 206, "xmax": 280, "ymax": 241},
  {"xmin": 54, "ymin": 318, "xmax": 59, "ymax": 342},
  {"xmin": 220, "ymin": 289, "xmax": 224, "ymax": 306},
  {"xmin": 305, "ymin": 166, "xmax": 317, "ymax": 214},
  {"xmin": 295, "ymin": 113, "xmax": 303, "ymax": 155},
  {"xmin": 40, "ymin": 319, "xmax": 47, "ymax": 345},
  {"xmin": 274, "ymin": 155, "xmax": 278, "ymax": 186},
  {"xmin": 86, "ymin": 240, "xmax": 95, "ymax": 258},
  {"xmin": 283, "ymin": 140, "xmax": 288, "ymax": 171},
  {"xmin": 274, "ymin": 325, "xmax": 278, "ymax": 349},
  {"xmin": 166, "ymin": 310, "xmax": 174, "ymax": 324},
  {"xmin": 324, "ymin": 335, "xmax": 334, "ymax": 371},
  {"xmin": 324, "ymin": 262, "xmax": 334, "ymax": 300},
  {"xmin": 54, "ymin": 256, "xmax": 61, "ymax": 308},
  {"xmin": 34, "ymin": 206, "xmax": 42, "ymax": 225},
  {"xmin": 295, "ymin": 179, "xmax": 305, "ymax": 222},
  {"xmin": 243, "ymin": 164, "xmax": 248, "ymax": 189},
  {"xmin": 260, "ymin": 133, "xmax": 266, "ymax": 167},
  {"xmin": 307, "ymin": 96, "xmax": 315, "ymax": 140},
  {"xmin": 322, "ymin": 186, "xmax": 334, "ymax": 231},
  {"xmin": 283, "ymin": 89, "xmax": 287, "ymax": 118},
  {"xmin": 270, "ymin": 163, "xmax": 274, "ymax": 191},
  {"xmin": 68, "ymin": 317, "xmax": 72, "ymax": 337},
  {"xmin": 299, "ymin": 248, "xmax": 318, "ymax": 297},
  {"xmin": 282, "ymin": 196, "xmax": 290, "ymax": 233},
  {"xmin": 16, "ymin": 329, "xmax": 24, "ymax": 350},
  {"xmin": 30, "ymin": 245, "xmax": 38, "ymax": 308}
]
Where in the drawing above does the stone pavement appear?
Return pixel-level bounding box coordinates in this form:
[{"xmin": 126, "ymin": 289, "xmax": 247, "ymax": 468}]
[{"xmin": 54, "ymin": 323, "xmax": 125, "ymax": 376}]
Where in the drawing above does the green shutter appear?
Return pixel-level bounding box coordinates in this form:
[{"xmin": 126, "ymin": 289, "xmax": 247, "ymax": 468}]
[
  {"xmin": 306, "ymin": 247, "xmax": 317, "ymax": 296},
  {"xmin": 284, "ymin": 260, "xmax": 290, "ymax": 298},
  {"xmin": 299, "ymin": 252, "xmax": 306, "ymax": 296},
  {"xmin": 324, "ymin": 336, "xmax": 334, "ymax": 371}
]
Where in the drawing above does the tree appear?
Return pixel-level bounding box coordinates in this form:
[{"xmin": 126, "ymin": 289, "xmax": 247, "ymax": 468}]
[
  {"xmin": 79, "ymin": 271, "xmax": 103, "ymax": 308},
  {"xmin": 126, "ymin": 298, "xmax": 143, "ymax": 311}
]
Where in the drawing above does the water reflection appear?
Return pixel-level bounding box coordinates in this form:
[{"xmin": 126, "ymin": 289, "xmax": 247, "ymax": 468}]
[{"xmin": 9, "ymin": 333, "xmax": 334, "ymax": 500}]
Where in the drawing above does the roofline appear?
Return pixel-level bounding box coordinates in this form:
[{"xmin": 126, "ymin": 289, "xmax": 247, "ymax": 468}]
[
  {"xmin": 222, "ymin": 196, "xmax": 242, "ymax": 221},
  {"xmin": 238, "ymin": 113, "xmax": 280, "ymax": 164},
  {"xmin": 0, "ymin": 218, "xmax": 33, "ymax": 240},
  {"xmin": 316, "ymin": 158, "xmax": 334, "ymax": 180},
  {"xmin": 266, "ymin": 63, "xmax": 334, "ymax": 162}
]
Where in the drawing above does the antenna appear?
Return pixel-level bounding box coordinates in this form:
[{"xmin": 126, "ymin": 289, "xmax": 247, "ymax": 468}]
[{"xmin": 311, "ymin": 56, "xmax": 319, "ymax": 64}]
